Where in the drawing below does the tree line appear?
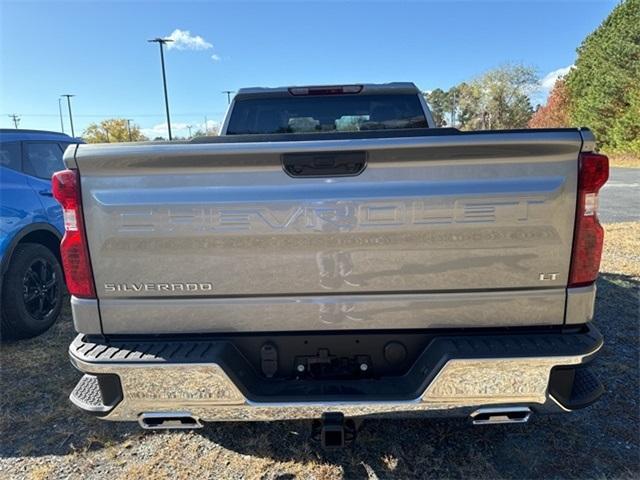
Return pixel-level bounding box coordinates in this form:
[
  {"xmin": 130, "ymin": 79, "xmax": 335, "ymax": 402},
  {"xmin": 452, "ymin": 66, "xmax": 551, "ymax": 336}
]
[
  {"xmin": 534, "ymin": 0, "xmax": 639, "ymax": 155},
  {"xmin": 427, "ymin": 0, "xmax": 639, "ymax": 155}
]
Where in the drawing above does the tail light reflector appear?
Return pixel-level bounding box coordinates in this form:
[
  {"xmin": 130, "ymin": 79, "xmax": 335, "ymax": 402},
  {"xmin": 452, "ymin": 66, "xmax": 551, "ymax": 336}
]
[
  {"xmin": 52, "ymin": 169, "xmax": 96, "ymax": 298},
  {"xmin": 569, "ymin": 152, "xmax": 609, "ymax": 287}
]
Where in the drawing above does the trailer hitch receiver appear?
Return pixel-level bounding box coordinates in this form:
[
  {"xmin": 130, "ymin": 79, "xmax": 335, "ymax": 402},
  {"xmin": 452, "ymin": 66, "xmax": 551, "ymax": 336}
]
[{"xmin": 312, "ymin": 412, "xmax": 356, "ymax": 448}]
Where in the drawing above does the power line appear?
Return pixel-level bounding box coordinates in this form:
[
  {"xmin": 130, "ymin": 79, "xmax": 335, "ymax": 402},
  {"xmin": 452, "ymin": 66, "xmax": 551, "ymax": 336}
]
[{"xmin": 8, "ymin": 114, "xmax": 20, "ymax": 128}]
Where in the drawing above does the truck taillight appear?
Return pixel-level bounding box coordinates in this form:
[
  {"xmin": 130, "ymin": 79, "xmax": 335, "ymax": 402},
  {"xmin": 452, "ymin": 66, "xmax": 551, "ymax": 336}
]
[
  {"xmin": 569, "ymin": 152, "xmax": 609, "ymax": 287},
  {"xmin": 288, "ymin": 85, "xmax": 363, "ymax": 96},
  {"xmin": 52, "ymin": 169, "xmax": 96, "ymax": 298}
]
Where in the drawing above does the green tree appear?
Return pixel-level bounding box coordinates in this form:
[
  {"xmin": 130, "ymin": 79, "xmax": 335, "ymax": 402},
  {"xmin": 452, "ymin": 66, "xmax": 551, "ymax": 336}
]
[
  {"xmin": 462, "ymin": 64, "xmax": 537, "ymax": 130},
  {"xmin": 83, "ymin": 119, "xmax": 148, "ymax": 143},
  {"xmin": 425, "ymin": 88, "xmax": 449, "ymax": 126},
  {"xmin": 455, "ymin": 82, "xmax": 483, "ymax": 129},
  {"xmin": 425, "ymin": 87, "xmax": 462, "ymax": 127},
  {"xmin": 607, "ymin": 86, "xmax": 640, "ymax": 154},
  {"xmin": 565, "ymin": 0, "xmax": 640, "ymax": 154}
]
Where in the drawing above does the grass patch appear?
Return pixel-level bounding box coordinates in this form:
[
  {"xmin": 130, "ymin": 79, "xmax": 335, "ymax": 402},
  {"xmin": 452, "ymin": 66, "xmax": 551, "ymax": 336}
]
[{"xmin": 606, "ymin": 153, "xmax": 640, "ymax": 168}]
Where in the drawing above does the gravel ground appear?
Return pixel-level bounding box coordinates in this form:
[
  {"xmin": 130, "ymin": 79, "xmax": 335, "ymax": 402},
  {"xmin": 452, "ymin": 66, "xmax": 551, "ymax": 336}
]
[{"xmin": 1, "ymin": 222, "xmax": 638, "ymax": 479}]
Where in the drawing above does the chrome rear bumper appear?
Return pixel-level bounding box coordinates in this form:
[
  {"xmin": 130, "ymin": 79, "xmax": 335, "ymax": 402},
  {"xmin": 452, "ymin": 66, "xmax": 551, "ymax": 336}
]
[{"xmin": 69, "ymin": 324, "xmax": 603, "ymax": 423}]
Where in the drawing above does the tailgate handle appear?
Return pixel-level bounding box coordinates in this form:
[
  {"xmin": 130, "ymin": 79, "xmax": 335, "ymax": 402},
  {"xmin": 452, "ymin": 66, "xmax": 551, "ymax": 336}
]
[{"xmin": 282, "ymin": 151, "xmax": 367, "ymax": 177}]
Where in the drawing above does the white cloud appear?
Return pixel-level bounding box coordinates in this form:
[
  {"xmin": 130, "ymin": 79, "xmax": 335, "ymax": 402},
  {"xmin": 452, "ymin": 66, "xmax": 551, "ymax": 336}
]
[
  {"xmin": 199, "ymin": 120, "xmax": 220, "ymax": 134},
  {"xmin": 141, "ymin": 120, "xmax": 221, "ymax": 139},
  {"xmin": 529, "ymin": 65, "xmax": 574, "ymax": 105},
  {"xmin": 211, "ymin": 53, "xmax": 221, "ymax": 62},
  {"xmin": 140, "ymin": 122, "xmax": 189, "ymax": 139},
  {"xmin": 166, "ymin": 29, "xmax": 213, "ymax": 50},
  {"xmin": 541, "ymin": 65, "xmax": 574, "ymax": 91}
]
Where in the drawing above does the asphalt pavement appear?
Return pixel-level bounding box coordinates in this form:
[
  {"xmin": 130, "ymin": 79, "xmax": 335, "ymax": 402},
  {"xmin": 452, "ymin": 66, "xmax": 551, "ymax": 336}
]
[{"xmin": 599, "ymin": 167, "xmax": 639, "ymax": 223}]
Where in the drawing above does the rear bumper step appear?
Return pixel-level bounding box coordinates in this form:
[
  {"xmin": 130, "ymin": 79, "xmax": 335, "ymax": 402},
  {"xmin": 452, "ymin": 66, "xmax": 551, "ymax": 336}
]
[{"xmin": 68, "ymin": 324, "xmax": 603, "ymax": 422}]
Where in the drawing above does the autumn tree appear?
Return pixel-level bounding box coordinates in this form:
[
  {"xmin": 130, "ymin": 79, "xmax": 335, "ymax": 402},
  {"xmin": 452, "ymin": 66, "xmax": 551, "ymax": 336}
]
[
  {"xmin": 528, "ymin": 79, "xmax": 571, "ymax": 128},
  {"xmin": 83, "ymin": 119, "xmax": 148, "ymax": 143},
  {"xmin": 565, "ymin": 0, "xmax": 640, "ymax": 154}
]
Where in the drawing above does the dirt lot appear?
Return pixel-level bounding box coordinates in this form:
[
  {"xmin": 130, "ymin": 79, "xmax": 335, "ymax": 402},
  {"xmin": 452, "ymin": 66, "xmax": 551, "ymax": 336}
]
[{"xmin": 1, "ymin": 223, "xmax": 638, "ymax": 480}]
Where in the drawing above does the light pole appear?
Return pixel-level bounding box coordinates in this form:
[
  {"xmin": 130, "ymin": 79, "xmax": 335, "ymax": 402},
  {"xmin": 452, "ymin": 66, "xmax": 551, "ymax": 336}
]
[
  {"xmin": 148, "ymin": 37, "xmax": 174, "ymax": 140},
  {"xmin": 61, "ymin": 94, "xmax": 75, "ymax": 137},
  {"xmin": 186, "ymin": 125, "xmax": 193, "ymax": 138},
  {"xmin": 58, "ymin": 98, "xmax": 65, "ymax": 133},
  {"xmin": 222, "ymin": 90, "xmax": 234, "ymax": 104},
  {"xmin": 126, "ymin": 119, "xmax": 133, "ymax": 142}
]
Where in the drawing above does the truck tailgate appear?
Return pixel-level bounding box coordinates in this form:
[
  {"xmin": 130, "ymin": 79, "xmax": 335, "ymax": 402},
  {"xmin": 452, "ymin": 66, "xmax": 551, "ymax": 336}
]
[{"xmin": 70, "ymin": 130, "xmax": 582, "ymax": 334}]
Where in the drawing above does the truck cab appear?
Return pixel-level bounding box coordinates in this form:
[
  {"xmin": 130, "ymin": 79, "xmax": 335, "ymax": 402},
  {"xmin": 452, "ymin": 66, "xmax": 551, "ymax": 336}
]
[{"xmin": 219, "ymin": 83, "xmax": 436, "ymax": 135}]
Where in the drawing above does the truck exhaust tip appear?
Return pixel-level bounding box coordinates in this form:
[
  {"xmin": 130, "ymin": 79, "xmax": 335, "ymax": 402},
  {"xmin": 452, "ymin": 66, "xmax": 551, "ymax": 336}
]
[
  {"xmin": 138, "ymin": 412, "xmax": 203, "ymax": 430},
  {"xmin": 470, "ymin": 407, "xmax": 532, "ymax": 425}
]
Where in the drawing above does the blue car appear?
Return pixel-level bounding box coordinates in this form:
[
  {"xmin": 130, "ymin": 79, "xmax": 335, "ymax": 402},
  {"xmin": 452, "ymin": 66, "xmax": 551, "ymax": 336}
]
[{"xmin": 0, "ymin": 129, "xmax": 82, "ymax": 339}]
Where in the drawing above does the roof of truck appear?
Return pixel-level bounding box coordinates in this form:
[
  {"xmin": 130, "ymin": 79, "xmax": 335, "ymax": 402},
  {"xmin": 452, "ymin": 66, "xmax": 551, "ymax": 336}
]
[{"xmin": 235, "ymin": 82, "xmax": 421, "ymax": 98}]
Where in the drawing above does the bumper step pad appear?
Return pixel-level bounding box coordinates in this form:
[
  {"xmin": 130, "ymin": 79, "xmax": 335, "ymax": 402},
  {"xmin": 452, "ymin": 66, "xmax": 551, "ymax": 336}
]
[
  {"xmin": 549, "ymin": 364, "xmax": 605, "ymax": 410},
  {"xmin": 70, "ymin": 374, "xmax": 110, "ymax": 413},
  {"xmin": 70, "ymin": 373, "xmax": 123, "ymax": 415},
  {"xmin": 570, "ymin": 367, "xmax": 605, "ymax": 407}
]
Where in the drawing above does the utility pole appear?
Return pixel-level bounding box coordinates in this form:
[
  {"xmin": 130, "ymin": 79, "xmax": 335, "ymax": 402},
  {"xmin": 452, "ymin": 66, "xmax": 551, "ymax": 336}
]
[
  {"xmin": 450, "ymin": 90, "xmax": 456, "ymax": 128},
  {"xmin": 148, "ymin": 37, "xmax": 174, "ymax": 140},
  {"xmin": 58, "ymin": 98, "xmax": 65, "ymax": 133},
  {"xmin": 186, "ymin": 125, "xmax": 193, "ymax": 138},
  {"xmin": 8, "ymin": 114, "xmax": 20, "ymax": 129},
  {"xmin": 126, "ymin": 119, "xmax": 133, "ymax": 141},
  {"xmin": 222, "ymin": 90, "xmax": 234, "ymax": 104},
  {"xmin": 61, "ymin": 94, "xmax": 75, "ymax": 137},
  {"xmin": 204, "ymin": 115, "xmax": 208, "ymax": 135}
]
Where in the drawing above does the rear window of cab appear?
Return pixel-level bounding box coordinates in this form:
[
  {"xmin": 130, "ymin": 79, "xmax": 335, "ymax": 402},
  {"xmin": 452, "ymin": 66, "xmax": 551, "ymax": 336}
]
[{"xmin": 226, "ymin": 94, "xmax": 428, "ymax": 135}]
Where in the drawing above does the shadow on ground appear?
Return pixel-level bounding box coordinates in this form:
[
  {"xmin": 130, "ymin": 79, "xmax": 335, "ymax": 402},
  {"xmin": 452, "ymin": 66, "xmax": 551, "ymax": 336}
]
[{"xmin": 1, "ymin": 272, "xmax": 638, "ymax": 478}]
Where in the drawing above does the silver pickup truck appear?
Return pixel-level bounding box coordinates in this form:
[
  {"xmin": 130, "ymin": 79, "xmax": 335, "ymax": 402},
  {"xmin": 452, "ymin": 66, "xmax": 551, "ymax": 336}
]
[{"xmin": 55, "ymin": 83, "xmax": 608, "ymax": 446}]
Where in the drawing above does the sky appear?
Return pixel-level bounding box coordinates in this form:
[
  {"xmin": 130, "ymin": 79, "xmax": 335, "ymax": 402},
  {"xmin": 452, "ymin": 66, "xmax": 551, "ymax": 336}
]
[{"xmin": 0, "ymin": 0, "xmax": 618, "ymax": 138}]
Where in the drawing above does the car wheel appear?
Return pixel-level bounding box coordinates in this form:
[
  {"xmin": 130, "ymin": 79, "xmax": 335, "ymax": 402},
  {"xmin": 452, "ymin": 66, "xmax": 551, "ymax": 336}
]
[{"xmin": 1, "ymin": 243, "xmax": 64, "ymax": 340}]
